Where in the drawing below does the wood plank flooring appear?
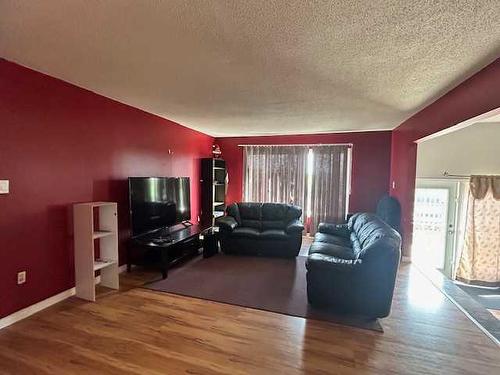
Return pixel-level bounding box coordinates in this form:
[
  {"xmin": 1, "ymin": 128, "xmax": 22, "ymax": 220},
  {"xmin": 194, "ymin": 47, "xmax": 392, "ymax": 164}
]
[{"xmin": 0, "ymin": 264, "xmax": 499, "ymax": 374}]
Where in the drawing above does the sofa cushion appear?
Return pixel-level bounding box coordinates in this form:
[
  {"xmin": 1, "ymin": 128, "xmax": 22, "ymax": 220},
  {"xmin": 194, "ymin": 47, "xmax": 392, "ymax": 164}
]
[
  {"xmin": 318, "ymin": 223, "xmax": 350, "ymax": 238},
  {"xmin": 286, "ymin": 205, "xmax": 303, "ymax": 222},
  {"xmin": 238, "ymin": 202, "xmax": 262, "ymax": 219},
  {"xmin": 241, "ymin": 219, "xmax": 262, "ymax": 229},
  {"xmin": 349, "ymin": 213, "xmax": 381, "ymax": 247},
  {"xmin": 230, "ymin": 227, "xmax": 261, "ymax": 238},
  {"xmin": 260, "ymin": 229, "xmax": 288, "ymax": 241},
  {"xmin": 285, "ymin": 219, "xmax": 305, "ymax": 234},
  {"xmin": 348, "ymin": 213, "xmax": 402, "ymax": 259},
  {"xmin": 308, "ymin": 242, "xmax": 355, "ymax": 260},
  {"xmin": 261, "ymin": 203, "xmax": 286, "ymax": 230},
  {"xmin": 262, "ymin": 203, "xmax": 287, "ymax": 220},
  {"xmin": 350, "ymin": 232, "xmax": 362, "ymax": 256},
  {"xmin": 359, "ymin": 221, "xmax": 386, "ymax": 248},
  {"xmin": 314, "ymin": 232, "xmax": 352, "ymax": 248},
  {"xmin": 262, "ymin": 220, "xmax": 286, "ymax": 230},
  {"xmin": 226, "ymin": 203, "xmax": 242, "ymax": 224},
  {"xmin": 238, "ymin": 203, "xmax": 262, "ymax": 229}
]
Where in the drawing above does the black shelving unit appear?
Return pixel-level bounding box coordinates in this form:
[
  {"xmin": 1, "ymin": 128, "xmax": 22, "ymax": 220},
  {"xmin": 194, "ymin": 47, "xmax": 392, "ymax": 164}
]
[{"xmin": 200, "ymin": 158, "xmax": 227, "ymax": 226}]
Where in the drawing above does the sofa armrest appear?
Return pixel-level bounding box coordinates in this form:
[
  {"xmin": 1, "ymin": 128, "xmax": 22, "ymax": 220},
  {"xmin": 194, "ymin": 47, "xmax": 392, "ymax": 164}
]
[
  {"xmin": 285, "ymin": 219, "xmax": 304, "ymax": 234},
  {"xmin": 318, "ymin": 223, "xmax": 350, "ymax": 238},
  {"xmin": 215, "ymin": 216, "xmax": 238, "ymax": 232},
  {"xmin": 306, "ymin": 253, "xmax": 361, "ymax": 272}
]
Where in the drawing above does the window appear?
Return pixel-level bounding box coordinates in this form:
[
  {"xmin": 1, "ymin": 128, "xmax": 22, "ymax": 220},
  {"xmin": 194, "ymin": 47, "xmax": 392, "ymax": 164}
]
[{"xmin": 243, "ymin": 144, "xmax": 352, "ymax": 233}]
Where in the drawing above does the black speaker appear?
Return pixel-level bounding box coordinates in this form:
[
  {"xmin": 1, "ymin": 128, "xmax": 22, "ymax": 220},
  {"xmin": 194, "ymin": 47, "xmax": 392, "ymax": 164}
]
[{"xmin": 202, "ymin": 230, "xmax": 218, "ymax": 258}]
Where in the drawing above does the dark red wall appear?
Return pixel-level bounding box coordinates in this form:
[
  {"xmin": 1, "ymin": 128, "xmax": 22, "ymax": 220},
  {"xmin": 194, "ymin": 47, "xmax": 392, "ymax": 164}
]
[
  {"xmin": 3, "ymin": 52, "xmax": 498, "ymax": 320},
  {"xmin": 0, "ymin": 59, "xmax": 213, "ymax": 318},
  {"xmin": 216, "ymin": 132, "xmax": 392, "ymax": 214},
  {"xmin": 390, "ymin": 58, "xmax": 500, "ymax": 256}
]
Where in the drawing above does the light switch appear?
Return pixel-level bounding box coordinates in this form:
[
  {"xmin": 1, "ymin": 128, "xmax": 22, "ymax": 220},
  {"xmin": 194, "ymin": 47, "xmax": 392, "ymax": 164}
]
[{"xmin": 0, "ymin": 180, "xmax": 9, "ymax": 194}]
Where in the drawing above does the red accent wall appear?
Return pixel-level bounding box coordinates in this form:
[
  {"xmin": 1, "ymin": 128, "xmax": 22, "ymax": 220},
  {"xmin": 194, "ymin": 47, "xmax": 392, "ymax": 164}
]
[
  {"xmin": 390, "ymin": 58, "xmax": 500, "ymax": 256},
  {"xmin": 0, "ymin": 59, "xmax": 213, "ymax": 318},
  {"xmin": 3, "ymin": 52, "xmax": 498, "ymax": 319},
  {"xmin": 215, "ymin": 132, "xmax": 392, "ymax": 214}
]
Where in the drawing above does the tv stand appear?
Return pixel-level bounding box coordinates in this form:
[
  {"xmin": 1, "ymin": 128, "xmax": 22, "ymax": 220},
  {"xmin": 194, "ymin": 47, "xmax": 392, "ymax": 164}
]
[{"xmin": 127, "ymin": 224, "xmax": 209, "ymax": 279}]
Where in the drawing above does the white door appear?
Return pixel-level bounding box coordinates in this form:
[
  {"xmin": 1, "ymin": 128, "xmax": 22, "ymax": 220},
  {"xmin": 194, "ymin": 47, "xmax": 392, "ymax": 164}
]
[{"xmin": 412, "ymin": 180, "xmax": 459, "ymax": 277}]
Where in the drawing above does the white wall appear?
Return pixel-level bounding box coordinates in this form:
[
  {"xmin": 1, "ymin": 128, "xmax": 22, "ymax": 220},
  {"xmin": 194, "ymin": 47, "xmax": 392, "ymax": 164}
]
[{"xmin": 416, "ymin": 122, "xmax": 500, "ymax": 177}]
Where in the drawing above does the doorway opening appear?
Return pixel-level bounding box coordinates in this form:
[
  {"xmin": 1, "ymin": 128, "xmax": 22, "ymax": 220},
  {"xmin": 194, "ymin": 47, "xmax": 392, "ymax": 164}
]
[
  {"xmin": 411, "ymin": 111, "xmax": 500, "ymax": 342},
  {"xmin": 412, "ymin": 180, "xmax": 463, "ymax": 278}
]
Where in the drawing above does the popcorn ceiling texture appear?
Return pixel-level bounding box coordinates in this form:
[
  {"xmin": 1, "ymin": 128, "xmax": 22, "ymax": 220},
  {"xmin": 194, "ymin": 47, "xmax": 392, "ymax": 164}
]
[{"xmin": 1, "ymin": 0, "xmax": 499, "ymax": 136}]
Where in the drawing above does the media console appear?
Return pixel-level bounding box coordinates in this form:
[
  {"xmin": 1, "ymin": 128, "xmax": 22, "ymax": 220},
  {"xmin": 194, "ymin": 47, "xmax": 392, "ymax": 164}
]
[{"xmin": 127, "ymin": 223, "xmax": 210, "ymax": 278}]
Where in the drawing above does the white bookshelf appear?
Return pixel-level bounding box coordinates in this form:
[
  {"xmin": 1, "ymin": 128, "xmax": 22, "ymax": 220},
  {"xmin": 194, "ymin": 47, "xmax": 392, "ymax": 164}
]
[{"xmin": 73, "ymin": 202, "xmax": 119, "ymax": 301}]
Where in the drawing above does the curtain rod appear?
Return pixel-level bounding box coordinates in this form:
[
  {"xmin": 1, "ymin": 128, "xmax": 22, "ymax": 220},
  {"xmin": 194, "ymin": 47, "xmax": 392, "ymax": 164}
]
[
  {"xmin": 443, "ymin": 171, "xmax": 470, "ymax": 178},
  {"xmin": 443, "ymin": 172, "xmax": 500, "ymax": 178},
  {"xmin": 420, "ymin": 173, "xmax": 493, "ymax": 180},
  {"xmin": 418, "ymin": 176, "xmax": 469, "ymax": 180},
  {"xmin": 237, "ymin": 143, "xmax": 353, "ymax": 147}
]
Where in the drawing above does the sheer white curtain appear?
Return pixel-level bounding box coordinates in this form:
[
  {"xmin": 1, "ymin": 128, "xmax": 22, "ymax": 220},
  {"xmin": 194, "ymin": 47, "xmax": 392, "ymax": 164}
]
[
  {"xmin": 242, "ymin": 144, "xmax": 350, "ymax": 233},
  {"xmin": 243, "ymin": 145, "xmax": 308, "ymax": 211},
  {"xmin": 309, "ymin": 145, "xmax": 350, "ymax": 234}
]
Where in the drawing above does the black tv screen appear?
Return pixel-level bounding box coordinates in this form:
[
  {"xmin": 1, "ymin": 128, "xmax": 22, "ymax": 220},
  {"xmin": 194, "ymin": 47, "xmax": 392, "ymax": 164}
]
[{"xmin": 128, "ymin": 177, "xmax": 191, "ymax": 236}]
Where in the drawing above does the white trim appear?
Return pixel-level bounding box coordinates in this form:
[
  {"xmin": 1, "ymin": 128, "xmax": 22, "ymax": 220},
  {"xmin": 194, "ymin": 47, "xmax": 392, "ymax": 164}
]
[
  {"xmin": 0, "ymin": 264, "xmax": 129, "ymax": 330},
  {"xmin": 119, "ymin": 264, "xmax": 128, "ymax": 273},
  {"xmin": 402, "ymin": 256, "xmax": 412, "ymax": 263},
  {"xmin": 0, "ymin": 287, "xmax": 76, "ymax": 330},
  {"xmin": 214, "ymin": 128, "xmax": 390, "ymax": 138},
  {"xmin": 238, "ymin": 143, "xmax": 353, "ymax": 147},
  {"xmin": 416, "ymin": 107, "xmax": 500, "ymax": 143}
]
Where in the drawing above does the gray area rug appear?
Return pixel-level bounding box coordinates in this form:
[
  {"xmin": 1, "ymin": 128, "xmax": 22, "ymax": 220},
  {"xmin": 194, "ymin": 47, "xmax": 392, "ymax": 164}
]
[
  {"xmin": 457, "ymin": 284, "xmax": 500, "ymax": 310},
  {"xmin": 145, "ymin": 254, "xmax": 383, "ymax": 332}
]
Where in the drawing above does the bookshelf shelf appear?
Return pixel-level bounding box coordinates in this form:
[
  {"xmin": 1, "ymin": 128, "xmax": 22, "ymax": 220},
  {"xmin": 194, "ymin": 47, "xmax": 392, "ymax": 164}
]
[
  {"xmin": 201, "ymin": 158, "xmax": 227, "ymax": 226},
  {"xmin": 93, "ymin": 259, "xmax": 117, "ymax": 271},
  {"xmin": 92, "ymin": 231, "xmax": 114, "ymax": 239}
]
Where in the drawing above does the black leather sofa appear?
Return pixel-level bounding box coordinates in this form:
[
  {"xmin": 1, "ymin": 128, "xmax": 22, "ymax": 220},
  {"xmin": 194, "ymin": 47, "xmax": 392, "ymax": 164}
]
[
  {"xmin": 216, "ymin": 202, "xmax": 304, "ymax": 257},
  {"xmin": 306, "ymin": 213, "xmax": 401, "ymax": 318}
]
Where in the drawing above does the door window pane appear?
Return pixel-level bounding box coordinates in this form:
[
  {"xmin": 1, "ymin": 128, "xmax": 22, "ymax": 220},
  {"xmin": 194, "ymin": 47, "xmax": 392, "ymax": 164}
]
[{"xmin": 413, "ymin": 188, "xmax": 449, "ymax": 269}]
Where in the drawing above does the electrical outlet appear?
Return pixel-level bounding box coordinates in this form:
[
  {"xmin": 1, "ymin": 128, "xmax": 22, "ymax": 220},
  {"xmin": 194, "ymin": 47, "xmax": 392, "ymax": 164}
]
[
  {"xmin": 0, "ymin": 180, "xmax": 9, "ymax": 194},
  {"xmin": 17, "ymin": 271, "xmax": 26, "ymax": 285}
]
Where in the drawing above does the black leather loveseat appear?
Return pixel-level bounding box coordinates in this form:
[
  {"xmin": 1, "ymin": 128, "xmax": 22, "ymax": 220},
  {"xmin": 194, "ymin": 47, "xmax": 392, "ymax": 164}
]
[
  {"xmin": 216, "ymin": 202, "xmax": 304, "ymax": 257},
  {"xmin": 306, "ymin": 213, "xmax": 401, "ymax": 318}
]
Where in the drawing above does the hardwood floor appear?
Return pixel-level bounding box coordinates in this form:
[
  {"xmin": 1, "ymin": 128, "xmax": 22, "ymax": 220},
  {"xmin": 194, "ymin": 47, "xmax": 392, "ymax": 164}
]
[{"xmin": 0, "ymin": 264, "xmax": 499, "ymax": 374}]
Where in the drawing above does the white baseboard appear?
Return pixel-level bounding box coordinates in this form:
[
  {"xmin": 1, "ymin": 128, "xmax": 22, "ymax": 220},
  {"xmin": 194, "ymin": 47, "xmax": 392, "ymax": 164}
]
[
  {"xmin": 119, "ymin": 264, "xmax": 128, "ymax": 273},
  {"xmin": 0, "ymin": 264, "xmax": 129, "ymax": 330},
  {"xmin": 0, "ymin": 287, "xmax": 76, "ymax": 330}
]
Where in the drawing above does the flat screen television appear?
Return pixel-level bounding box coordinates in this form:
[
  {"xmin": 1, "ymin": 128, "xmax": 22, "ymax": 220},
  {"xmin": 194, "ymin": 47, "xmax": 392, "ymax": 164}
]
[{"xmin": 128, "ymin": 177, "xmax": 191, "ymax": 236}]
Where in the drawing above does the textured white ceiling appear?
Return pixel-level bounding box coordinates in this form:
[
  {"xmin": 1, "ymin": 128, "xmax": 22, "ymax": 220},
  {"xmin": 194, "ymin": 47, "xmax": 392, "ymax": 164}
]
[{"xmin": 1, "ymin": 1, "xmax": 499, "ymax": 137}]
